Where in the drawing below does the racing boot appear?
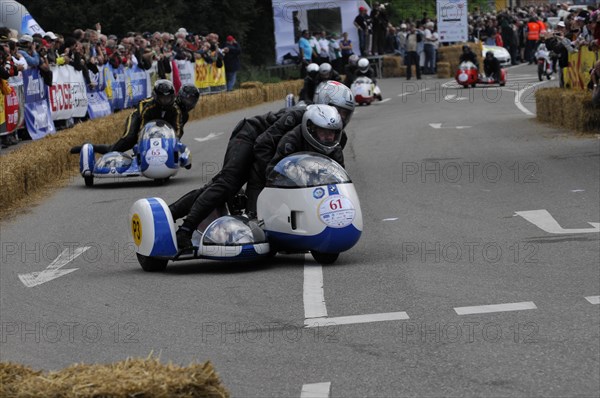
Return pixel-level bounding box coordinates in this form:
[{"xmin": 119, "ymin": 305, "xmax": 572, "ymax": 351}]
[{"xmin": 176, "ymin": 225, "xmax": 194, "ymax": 250}]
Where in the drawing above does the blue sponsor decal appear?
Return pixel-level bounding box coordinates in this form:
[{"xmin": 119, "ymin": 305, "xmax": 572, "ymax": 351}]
[
  {"xmin": 313, "ymin": 187, "xmax": 325, "ymax": 199},
  {"xmin": 327, "ymin": 184, "xmax": 338, "ymax": 195}
]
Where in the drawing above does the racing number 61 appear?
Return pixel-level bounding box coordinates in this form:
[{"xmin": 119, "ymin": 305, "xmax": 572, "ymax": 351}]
[
  {"xmin": 131, "ymin": 214, "xmax": 142, "ymax": 246},
  {"xmin": 329, "ymin": 199, "xmax": 343, "ymax": 211}
]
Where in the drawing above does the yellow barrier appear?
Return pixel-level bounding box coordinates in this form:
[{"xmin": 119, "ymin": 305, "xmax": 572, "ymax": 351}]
[{"xmin": 563, "ymin": 47, "xmax": 599, "ymax": 90}]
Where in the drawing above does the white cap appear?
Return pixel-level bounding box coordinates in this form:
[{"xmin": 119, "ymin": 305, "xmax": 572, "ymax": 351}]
[
  {"xmin": 557, "ymin": 21, "xmax": 566, "ymax": 27},
  {"xmin": 44, "ymin": 31, "xmax": 58, "ymax": 40},
  {"xmin": 400, "ymin": 23, "xmax": 407, "ymax": 29},
  {"xmin": 19, "ymin": 34, "xmax": 33, "ymax": 43}
]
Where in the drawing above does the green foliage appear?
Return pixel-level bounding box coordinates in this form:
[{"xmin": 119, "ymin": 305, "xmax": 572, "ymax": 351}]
[
  {"xmin": 20, "ymin": 0, "xmax": 276, "ymax": 64},
  {"xmin": 384, "ymin": 0, "xmax": 493, "ymax": 24},
  {"xmin": 237, "ymin": 62, "xmax": 303, "ymax": 84}
]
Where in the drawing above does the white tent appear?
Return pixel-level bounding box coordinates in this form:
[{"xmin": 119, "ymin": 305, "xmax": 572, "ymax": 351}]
[
  {"xmin": 272, "ymin": 0, "xmax": 370, "ymax": 64},
  {"xmin": 0, "ymin": 0, "xmax": 45, "ymax": 36}
]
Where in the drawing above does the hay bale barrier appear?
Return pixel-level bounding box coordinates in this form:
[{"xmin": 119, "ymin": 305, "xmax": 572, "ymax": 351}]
[
  {"xmin": 535, "ymin": 87, "xmax": 600, "ymax": 134},
  {"xmin": 382, "ymin": 55, "xmax": 403, "ymax": 78},
  {"xmin": 438, "ymin": 43, "xmax": 480, "ymax": 73},
  {"xmin": 436, "ymin": 62, "xmax": 451, "ymax": 79},
  {"xmin": 0, "ymin": 81, "xmax": 301, "ymax": 221},
  {"xmin": 0, "ymin": 358, "xmax": 229, "ymax": 398}
]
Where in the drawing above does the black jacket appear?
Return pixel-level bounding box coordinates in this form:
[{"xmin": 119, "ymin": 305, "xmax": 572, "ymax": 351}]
[
  {"xmin": 223, "ymin": 43, "xmax": 241, "ymax": 73},
  {"xmin": 265, "ymin": 124, "xmax": 345, "ymax": 178}
]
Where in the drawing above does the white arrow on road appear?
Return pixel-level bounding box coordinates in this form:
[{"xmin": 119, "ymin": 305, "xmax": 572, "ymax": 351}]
[
  {"xmin": 515, "ymin": 209, "xmax": 600, "ymax": 234},
  {"xmin": 194, "ymin": 132, "xmax": 225, "ymax": 142},
  {"xmin": 429, "ymin": 123, "xmax": 472, "ymax": 129},
  {"xmin": 18, "ymin": 247, "xmax": 90, "ymax": 288}
]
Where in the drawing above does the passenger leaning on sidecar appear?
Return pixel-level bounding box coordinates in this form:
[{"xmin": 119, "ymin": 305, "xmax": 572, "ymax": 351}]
[{"xmin": 70, "ymin": 80, "xmax": 197, "ymax": 155}]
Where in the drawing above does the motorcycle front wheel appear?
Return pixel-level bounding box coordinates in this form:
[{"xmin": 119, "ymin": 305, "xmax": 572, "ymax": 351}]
[{"xmin": 311, "ymin": 251, "xmax": 339, "ymax": 264}]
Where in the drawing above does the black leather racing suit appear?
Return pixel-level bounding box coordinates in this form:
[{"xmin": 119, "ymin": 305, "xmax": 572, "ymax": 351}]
[
  {"xmin": 169, "ymin": 108, "xmax": 295, "ymax": 230},
  {"xmin": 109, "ymin": 98, "xmax": 184, "ymax": 153}
]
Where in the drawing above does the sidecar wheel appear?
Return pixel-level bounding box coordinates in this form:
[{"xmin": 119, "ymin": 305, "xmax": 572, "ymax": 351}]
[
  {"xmin": 310, "ymin": 251, "xmax": 339, "ymax": 264},
  {"xmin": 84, "ymin": 176, "xmax": 94, "ymax": 187},
  {"xmin": 154, "ymin": 177, "xmax": 170, "ymax": 185},
  {"xmin": 136, "ymin": 253, "xmax": 168, "ymax": 272}
]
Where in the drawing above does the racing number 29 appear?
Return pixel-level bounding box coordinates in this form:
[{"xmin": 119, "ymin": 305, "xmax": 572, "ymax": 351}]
[{"xmin": 131, "ymin": 214, "xmax": 142, "ymax": 246}]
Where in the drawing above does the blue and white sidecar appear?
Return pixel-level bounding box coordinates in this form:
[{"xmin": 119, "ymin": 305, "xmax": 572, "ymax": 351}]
[
  {"xmin": 79, "ymin": 120, "xmax": 191, "ymax": 186},
  {"xmin": 129, "ymin": 152, "xmax": 363, "ymax": 271}
]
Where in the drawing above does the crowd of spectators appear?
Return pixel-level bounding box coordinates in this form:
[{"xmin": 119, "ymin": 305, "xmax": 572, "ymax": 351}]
[
  {"xmin": 0, "ymin": 24, "xmax": 242, "ymax": 149},
  {"xmin": 295, "ymin": 2, "xmax": 598, "ymax": 85}
]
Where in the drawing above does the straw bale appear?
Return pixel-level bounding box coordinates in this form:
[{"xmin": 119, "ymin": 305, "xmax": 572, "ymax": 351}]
[
  {"xmin": 382, "ymin": 56, "xmax": 402, "ymax": 68},
  {"xmin": 383, "ymin": 65, "xmax": 403, "ymax": 78},
  {"xmin": 240, "ymin": 81, "xmax": 264, "ymax": 90},
  {"xmin": 0, "ymin": 358, "xmax": 229, "ymax": 398},
  {"xmin": 438, "ymin": 43, "xmax": 481, "ymax": 72},
  {"xmin": 536, "ymin": 87, "xmax": 600, "ymax": 133}
]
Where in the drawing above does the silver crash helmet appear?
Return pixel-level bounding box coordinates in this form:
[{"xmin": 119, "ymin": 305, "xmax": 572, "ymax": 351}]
[
  {"xmin": 313, "ymin": 80, "xmax": 355, "ymax": 127},
  {"xmin": 301, "ymin": 104, "xmax": 343, "ymax": 155}
]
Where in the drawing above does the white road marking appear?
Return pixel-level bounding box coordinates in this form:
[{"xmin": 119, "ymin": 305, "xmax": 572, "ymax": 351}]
[
  {"xmin": 455, "ymin": 301, "xmax": 537, "ymax": 315},
  {"xmin": 301, "ymin": 382, "xmax": 331, "ymax": 398},
  {"xmin": 585, "ymin": 296, "xmax": 600, "ymax": 305},
  {"xmin": 305, "ymin": 312, "xmax": 410, "ymax": 328},
  {"xmin": 429, "ymin": 123, "xmax": 472, "ymax": 129},
  {"xmin": 304, "ymin": 255, "xmax": 328, "ymax": 319},
  {"xmin": 571, "ymin": 189, "xmax": 585, "ymax": 193},
  {"xmin": 444, "ymin": 94, "xmax": 468, "ymax": 101},
  {"xmin": 194, "ymin": 132, "xmax": 225, "ymax": 142},
  {"xmin": 511, "ymin": 81, "xmax": 547, "ymax": 116},
  {"xmin": 18, "ymin": 247, "xmax": 90, "ymax": 288},
  {"xmin": 398, "ymin": 87, "xmax": 429, "ymax": 97},
  {"xmin": 375, "ymin": 98, "xmax": 391, "ymax": 103},
  {"xmin": 382, "ymin": 217, "xmax": 398, "ymax": 221},
  {"xmin": 515, "ymin": 209, "xmax": 600, "ymax": 234}
]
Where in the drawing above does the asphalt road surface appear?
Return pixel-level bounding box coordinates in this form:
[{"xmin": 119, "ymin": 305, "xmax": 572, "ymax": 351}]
[{"xmin": 1, "ymin": 63, "xmax": 599, "ymax": 397}]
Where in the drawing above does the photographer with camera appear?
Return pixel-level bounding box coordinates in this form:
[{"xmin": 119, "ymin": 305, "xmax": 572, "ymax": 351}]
[{"xmin": 17, "ymin": 35, "xmax": 40, "ymax": 68}]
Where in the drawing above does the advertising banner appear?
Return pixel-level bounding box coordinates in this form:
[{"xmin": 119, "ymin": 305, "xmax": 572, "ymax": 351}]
[{"xmin": 437, "ymin": 0, "xmax": 468, "ymax": 43}]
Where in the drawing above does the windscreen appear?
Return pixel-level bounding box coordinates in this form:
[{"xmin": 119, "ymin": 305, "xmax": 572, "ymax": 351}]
[
  {"xmin": 139, "ymin": 120, "xmax": 176, "ymax": 142},
  {"xmin": 266, "ymin": 152, "xmax": 350, "ymax": 188}
]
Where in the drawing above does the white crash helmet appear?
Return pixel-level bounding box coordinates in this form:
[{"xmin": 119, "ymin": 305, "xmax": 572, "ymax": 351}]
[
  {"xmin": 357, "ymin": 58, "xmax": 369, "ymax": 73},
  {"xmin": 306, "ymin": 63, "xmax": 319, "ymax": 78},
  {"xmin": 313, "ymin": 80, "xmax": 355, "ymax": 127},
  {"xmin": 301, "ymin": 105, "xmax": 343, "ymax": 155},
  {"xmin": 318, "ymin": 62, "xmax": 333, "ymax": 78},
  {"xmin": 348, "ymin": 54, "xmax": 359, "ymax": 66}
]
